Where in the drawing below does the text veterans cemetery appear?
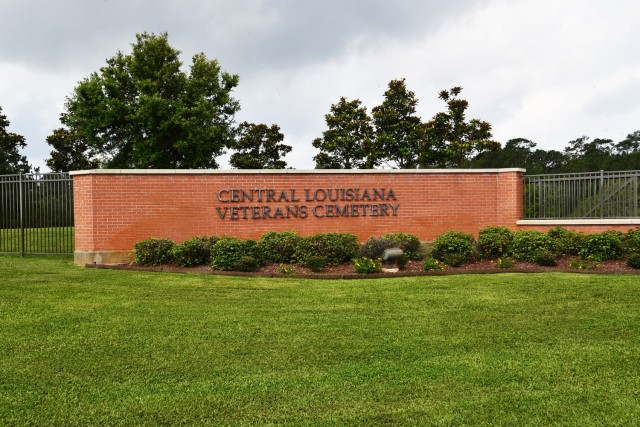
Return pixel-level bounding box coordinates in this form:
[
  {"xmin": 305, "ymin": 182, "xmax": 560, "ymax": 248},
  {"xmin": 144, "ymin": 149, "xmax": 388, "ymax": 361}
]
[{"xmin": 215, "ymin": 187, "xmax": 399, "ymax": 220}]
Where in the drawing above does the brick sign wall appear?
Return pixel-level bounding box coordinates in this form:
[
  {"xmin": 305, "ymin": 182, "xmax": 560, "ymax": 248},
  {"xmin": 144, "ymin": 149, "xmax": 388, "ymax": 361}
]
[{"xmin": 71, "ymin": 169, "xmax": 525, "ymax": 265}]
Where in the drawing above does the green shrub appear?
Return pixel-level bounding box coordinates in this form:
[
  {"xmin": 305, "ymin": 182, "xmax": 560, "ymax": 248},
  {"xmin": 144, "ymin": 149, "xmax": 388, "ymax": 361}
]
[
  {"xmin": 578, "ymin": 231, "xmax": 623, "ymax": 261},
  {"xmin": 133, "ymin": 238, "xmax": 175, "ymax": 266},
  {"xmin": 258, "ymin": 231, "xmax": 302, "ymax": 263},
  {"xmin": 422, "ymin": 257, "xmax": 445, "ymax": 272},
  {"xmin": 396, "ymin": 254, "xmax": 409, "ymax": 269},
  {"xmin": 171, "ymin": 236, "xmax": 220, "ymax": 267},
  {"xmin": 622, "ymin": 228, "xmax": 640, "ymax": 255},
  {"xmin": 626, "ymin": 253, "xmax": 640, "ymax": 269},
  {"xmin": 492, "ymin": 257, "xmax": 515, "ymax": 269},
  {"xmin": 534, "ymin": 251, "xmax": 557, "ymax": 267},
  {"xmin": 382, "ymin": 233, "xmax": 422, "ymax": 260},
  {"xmin": 277, "ymin": 264, "xmax": 297, "ymax": 276},
  {"xmin": 477, "ymin": 226, "xmax": 513, "ymax": 258},
  {"xmin": 568, "ymin": 256, "xmax": 599, "ymax": 270},
  {"xmin": 547, "ymin": 227, "xmax": 586, "ymax": 256},
  {"xmin": 429, "ymin": 231, "xmax": 475, "ymax": 266},
  {"xmin": 303, "ymin": 256, "xmax": 327, "ymax": 272},
  {"xmin": 510, "ymin": 231, "xmax": 557, "ymax": 262},
  {"xmin": 211, "ymin": 238, "xmax": 261, "ymax": 271},
  {"xmin": 352, "ymin": 257, "xmax": 382, "ymax": 274},
  {"xmin": 357, "ymin": 236, "xmax": 395, "ymax": 260},
  {"xmin": 294, "ymin": 233, "xmax": 359, "ymax": 266},
  {"xmin": 232, "ymin": 256, "xmax": 260, "ymax": 272}
]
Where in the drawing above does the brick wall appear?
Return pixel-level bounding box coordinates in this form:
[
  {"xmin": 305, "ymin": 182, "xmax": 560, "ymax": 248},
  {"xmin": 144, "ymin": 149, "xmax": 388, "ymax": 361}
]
[{"xmin": 71, "ymin": 169, "xmax": 525, "ymax": 264}]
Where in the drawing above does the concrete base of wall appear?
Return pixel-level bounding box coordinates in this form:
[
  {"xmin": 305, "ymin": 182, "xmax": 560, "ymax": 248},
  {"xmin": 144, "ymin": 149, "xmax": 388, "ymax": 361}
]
[{"xmin": 74, "ymin": 250, "xmax": 133, "ymax": 266}]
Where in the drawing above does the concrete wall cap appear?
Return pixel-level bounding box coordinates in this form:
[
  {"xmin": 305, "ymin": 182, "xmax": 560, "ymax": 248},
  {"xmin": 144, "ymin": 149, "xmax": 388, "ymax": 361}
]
[
  {"xmin": 517, "ymin": 219, "xmax": 640, "ymax": 226},
  {"xmin": 70, "ymin": 168, "xmax": 526, "ymax": 176}
]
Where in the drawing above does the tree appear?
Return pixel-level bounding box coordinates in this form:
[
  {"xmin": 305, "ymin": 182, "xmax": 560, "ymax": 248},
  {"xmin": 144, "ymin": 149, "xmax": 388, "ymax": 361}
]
[
  {"xmin": 0, "ymin": 106, "xmax": 32, "ymax": 174},
  {"xmin": 371, "ymin": 79, "xmax": 426, "ymax": 168},
  {"xmin": 46, "ymin": 128, "xmax": 100, "ymax": 172},
  {"xmin": 60, "ymin": 32, "xmax": 240, "ymax": 169},
  {"xmin": 313, "ymin": 97, "xmax": 377, "ymax": 169},
  {"xmin": 563, "ymin": 136, "xmax": 615, "ymax": 172},
  {"xmin": 423, "ymin": 87, "xmax": 499, "ymax": 168},
  {"xmin": 229, "ymin": 122, "xmax": 291, "ymax": 169}
]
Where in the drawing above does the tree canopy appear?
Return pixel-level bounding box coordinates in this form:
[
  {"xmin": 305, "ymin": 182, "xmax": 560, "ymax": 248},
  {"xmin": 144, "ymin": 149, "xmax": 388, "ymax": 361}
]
[
  {"xmin": 0, "ymin": 106, "xmax": 32, "ymax": 174},
  {"xmin": 312, "ymin": 97, "xmax": 377, "ymax": 169},
  {"xmin": 229, "ymin": 122, "xmax": 291, "ymax": 169},
  {"xmin": 52, "ymin": 32, "xmax": 240, "ymax": 169}
]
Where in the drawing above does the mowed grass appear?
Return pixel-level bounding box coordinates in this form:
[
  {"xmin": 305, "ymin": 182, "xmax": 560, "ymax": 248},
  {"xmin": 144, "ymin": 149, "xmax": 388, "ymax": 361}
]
[
  {"xmin": 1, "ymin": 256, "xmax": 639, "ymax": 426},
  {"xmin": 0, "ymin": 227, "xmax": 74, "ymax": 254}
]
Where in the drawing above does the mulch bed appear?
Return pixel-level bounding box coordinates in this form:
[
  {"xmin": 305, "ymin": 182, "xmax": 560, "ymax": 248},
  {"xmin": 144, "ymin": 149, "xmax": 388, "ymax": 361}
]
[{"xmin": 87, "ymin": 256, "xmax": 639, "ymax": 279}]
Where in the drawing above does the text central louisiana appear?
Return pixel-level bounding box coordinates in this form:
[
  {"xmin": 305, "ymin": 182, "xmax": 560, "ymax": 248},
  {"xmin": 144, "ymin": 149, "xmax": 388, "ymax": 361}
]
[{"xmin": 216, "ymin": 187, "xmax": 399, "ymax": 220}]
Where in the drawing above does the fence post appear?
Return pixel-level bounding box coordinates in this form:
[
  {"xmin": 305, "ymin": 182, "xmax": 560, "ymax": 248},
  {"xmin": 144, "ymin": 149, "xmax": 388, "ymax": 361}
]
[
  {"xmin": 599, "ymin": 170, "xmax": 604, "ymax": 219},
  {"xmin": 19, "ymin": 173, "xmax": 25, "ymax": 257}
]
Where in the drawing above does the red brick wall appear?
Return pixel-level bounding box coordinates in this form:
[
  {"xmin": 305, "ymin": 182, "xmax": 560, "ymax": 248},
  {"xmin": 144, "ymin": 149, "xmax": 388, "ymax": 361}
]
[{"xmin": 72, "ymin": 169, "xmax": 525, "ymax": 253}]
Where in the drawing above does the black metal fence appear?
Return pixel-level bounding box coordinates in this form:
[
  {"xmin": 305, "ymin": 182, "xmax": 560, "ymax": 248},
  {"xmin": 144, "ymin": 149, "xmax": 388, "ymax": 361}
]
[
  {"xmin": 0, "ymin": 173, "xmax": 74, "ymax": 255},
  {"xmin": 524, "ymin": 170, "xmax": 639, "ymax": 219}
]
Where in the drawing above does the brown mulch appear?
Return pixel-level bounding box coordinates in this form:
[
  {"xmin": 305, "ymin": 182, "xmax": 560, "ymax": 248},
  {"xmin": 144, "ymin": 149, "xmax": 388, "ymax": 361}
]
[{"xmin": 87, "ymin": 256, "xmax": 639, "ymax": 278}]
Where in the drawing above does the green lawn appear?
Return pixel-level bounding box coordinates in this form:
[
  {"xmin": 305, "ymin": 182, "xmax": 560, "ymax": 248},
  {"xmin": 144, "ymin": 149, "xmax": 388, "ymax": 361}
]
[
  {"xmin": 1, "ymin": 256, "xmax": 639, "ymax": 426},
  {"xmin": 0, "ymin": 227, "xmax": 74, "ymax": 254}
]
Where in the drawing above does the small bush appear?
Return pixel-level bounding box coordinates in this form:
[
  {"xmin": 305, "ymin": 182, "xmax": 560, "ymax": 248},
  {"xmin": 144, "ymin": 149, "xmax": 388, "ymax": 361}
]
[
  {"xmin": 626, "ymin": 253, "xmax": 640, "ymax": 269},
  {"xmin": 258, "ymin": 231, "xmax": 302, "ymax": 263},
  {"xmin": 429, "ymin": 231, "xmax": 475, "ymax": 265},
  {"xmin": 534, "ymin": 251, "xmax": 557, "ymax": 267},
  {"xmin": 294, "ymin": 233, "xmax": 359, "ymax": 266},
  {"xmin": 352, "ymin": 257, "xmax": 382, "ymax": 274},
  {"xmin": 492, "ymin": 257, "xmax": 515, "ymax": 269},
  {"xmin": 383, "ymin": 233, "xmax": 422, "ymax": 260},
  {"xmin": 211, "ymin": 238, "xmax": 261, "ymax": 271},
  {"xmin": 578, "ymin": 231, "xmax": 623, "ymax": 261},
  {"xmin": 303, "ymin": 256, "xmax": 327, "ymax": 272},
  {"xmin": 477, "ymin": 226, "xmax": 513, "ymax": 259},
  {"xmin": 232, "ymin": 256, "xmax": 260, "ymax": 272},
  {"xmin": 547, "ymin": 227, "xmax": 586, "ymax": 256},
  {"xmin": 171, "ymin": 236, "xmax": 219, "ymax": 267},
  {"xmin": 396, "ymin": 254, "xmax": 409, "ymax": 269},
  {"xmin": 357, "ymin": 236, "xmax": 395, "ymax": 260},
  {"xmin": 277, "ymin": 264, "xmax": 297, "ymax": 276},
  {"xmin": 134, "ymin": 238, "xmax": 175, "ymax": 266},
  {"xmin": 422, "ymin": 257, "xmax": 445, "ymax": 272},
  {"xmin": 568, "ymin": 256, "xmax": 599, "ymax": 270},
  {"xmin": 510, "ymin": 231, "xmax": 557, "ymax": 262},
  {"xmin": 622, "ymin": 228, "xmax": 640, "ymax": 256}
]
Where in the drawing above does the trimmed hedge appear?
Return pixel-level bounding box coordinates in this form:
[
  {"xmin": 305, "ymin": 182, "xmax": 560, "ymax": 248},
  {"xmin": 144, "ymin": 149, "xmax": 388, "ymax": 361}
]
[
  {"xmin": 510, "ymin": 231, "xmax": 557, "ymax": 262},
  {"xmin": 134, "ymin": 238, "xmax": 175, "ymax": 266},
  {"xmin": 211, "ymin": 238, "xmax": 262, "ymax": 271},
  {"xmin": 171, "ymin": 236, "xmax": 220, "ymax": 267},
  {"xmin": 258, "ymin": 231, "xmax": 302, "ymax": 263},
  {"xmin": 477, "ymin": 226, "xmax": 513, "ymax": 259},
  {"xmin": 429, "ymin": 231, "xmax": 475, "ymax": 266},
  {"xmin": 294, "ymin": 233, "xmax": 359, "ymax": 266}
]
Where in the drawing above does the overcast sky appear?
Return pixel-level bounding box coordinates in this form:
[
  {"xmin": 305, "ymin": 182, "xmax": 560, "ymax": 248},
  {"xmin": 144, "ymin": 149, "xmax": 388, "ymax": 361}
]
[{"xmin": 1, "ymin": 0, "xmax": 639, "ymax": 171}]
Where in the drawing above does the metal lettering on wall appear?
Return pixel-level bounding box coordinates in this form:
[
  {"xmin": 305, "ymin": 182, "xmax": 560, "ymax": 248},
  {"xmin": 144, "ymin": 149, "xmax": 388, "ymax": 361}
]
[{"xmin": 215, "ymin": 188, "xmax": 399, "ymax": 220}]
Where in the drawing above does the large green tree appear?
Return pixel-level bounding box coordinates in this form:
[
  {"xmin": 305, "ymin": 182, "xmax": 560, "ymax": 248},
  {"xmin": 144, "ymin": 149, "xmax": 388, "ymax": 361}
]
[
  {"xmin": 0, "ymin": 106, "xmax": 32, "ymax": 174},
  {"xmin": 45, "ymin": 128, "xmax": 100, "ymax": 172},
  {"xmin": 371, "ymin": 79, "xmax": 426, "ymax": 169},
  {"xmin": 423, "ymin": 87, "xmax": 499, "ymax": 168},
  {"xmin": 57, "ymin": 32, "xmax": 240, "ymax": 169},
  {"xmin": 229, "ymin": 122, "xmax": 291, "ymax": 169},
  {"xmin": 313, "ymin": 97, "xmax": 377, "ymax": 169}
]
